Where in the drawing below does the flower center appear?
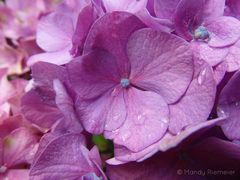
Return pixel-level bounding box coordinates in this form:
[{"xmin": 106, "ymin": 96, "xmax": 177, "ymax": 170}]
[
  {"xmin": 194, "ymin": 26, "xmax": 210, "ymax": 40},
  {"xmin": 120, "ymin": 78, "xmax": 130, "ymax": 88},
  {"xmin": 0, "ymin": 165, "xmax": 7, "ymax": 174}
]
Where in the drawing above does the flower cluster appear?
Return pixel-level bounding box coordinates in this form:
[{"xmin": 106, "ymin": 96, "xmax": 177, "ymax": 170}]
[{"xmin": 1, "ymin": 0, "xmax": 240, "ymax": 179}]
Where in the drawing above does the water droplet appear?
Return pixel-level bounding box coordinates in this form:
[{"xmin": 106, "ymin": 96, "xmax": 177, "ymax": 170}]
[
  {"xmin": 112, "ymin": 129, "xmax": 119, "ymax": 134},
  {"xmin": 161, "ymin": 117, "xmax": 169, "ymax": 124},
  {"xmin": 121, "ymin": 131, "xmax": 131, "ymax": 142},
  {"xmin": 197, "ymin": 68, "xmax": 207, "ymax": 85},
  {"xmin": 235, "ymin": 102, "xmax": 239, "ymax": 107},
  {"xmin": 217, "ymin": 107, "xmax": 226, "ymax": 117},
  {"xmin": 148, "ymin": 134, "xmax": 153, "ymax": 139}
]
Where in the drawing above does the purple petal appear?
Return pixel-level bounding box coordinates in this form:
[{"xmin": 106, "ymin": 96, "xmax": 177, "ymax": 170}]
[
  {"xmin": 31, "ymin": 61, "xmax": 67, "ymax": 88},
  {"xmin": 76, "ymin": 86, "xmax": 126, "ymax": 134},
  {"xmin": 83, "ymin": 12, "xmax": 145, "ymax": 75},
  {"xmin": 225, "ymin": 0, "xmax": 240, "ymax": 19},
  {"xmin": 154, "ymin": 0, "xmax": 180, "ymax": 20},
  {"xmin": 191, "ymin": 41, "xmax": 228, "ymax": 66},
  {"xmin": 106, "ymin": 88, "xmax": 169, "ymax": 152},
  {"xmin": 225, "ymin": 39, "xmax": 240, "ymax": 72},
  {"xmin": 102, "ymin": 0, "xmax": 148, "ymax": 13},
  {"xmin": 203, "ymin": 0, "xmax": 226, "ymax": 19},
  {"xmin": 174, "ymin": 0, "xmax": 205, "ymax": 40},
  {"xmin": 21, "ymin": 89, "xmax": 62, "ymax": 129},
  {"xmin": 136, "ymin": 8, "xmax": 174, "ymax": 32},
  {"xmin": 128, "ymin": 28, "xmax": 193, "ymax": 103},
  {"xmin": 107, "ymin": 137, "xmax": 240, "ymax": 179},
  {"xmin": 67, "ymin": 51, "xmax": 119, "ymax": 100},
  {"xmin": 72, "ymin": 4, "xmax": 95, "ymax": 54},
  {"xmin": 36, "ymin": 12, "xmax": 74, "ymax": 52},
  {"xmin": 205, "ymin": 16, "xmax": 240, "ymax": 48},
  {"xmin": 27, "ymin": 45, "xmax": 73, "ymax": 66},
  {"xmin": 22, "ymin": 62, "xmax": 67, "ymax": 129},
  {"xmin": 108, "ymin": 118, "xmax": 225, "ymax": 164},
  {"xmin": 218, "ymin": 71, "xmax": 240, "ymax": 140},
  {"xmin": 213, "ymin": 62, "xmax": 227, "ymax": 84},
  {"xmin": 53, "ymin": 79, "xmax": 83, "ymax": 133},
  {"xmin": 169, "ymin": 60, "xmax": 216, "ymax": 134},
  {"xmin": 30, "ymin": 134, "xmax": 104, "ymax": 179}
]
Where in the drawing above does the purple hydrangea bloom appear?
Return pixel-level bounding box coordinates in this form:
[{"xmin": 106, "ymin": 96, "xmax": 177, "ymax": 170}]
[
  {"xmin": 67, "ymin": 12, "xmax": 216, "ymax": 154},
  {"xmin": 28, "ymin": 0, "xmax": 98, "ymax": 66},
  {"xmin": 30, "ymin": 133, "xmax": 106, "ymax": 180},
  {"xmin": 174, "ymin": 0, "xmax": 240, "ymax": 72},
  {"xmin": 21, "ymin": 62, "xmax": 83, "ymax": 133}
]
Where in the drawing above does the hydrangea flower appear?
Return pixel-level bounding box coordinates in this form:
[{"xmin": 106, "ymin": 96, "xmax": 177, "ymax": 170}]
[
  {"xmin": 22, "ymin": 62, "xmax": 82, "ymax": 133},
  {"xmin": 28, "ymin": 0, "xmax": 99, "ymax": 66},
  {"xmin": 67, "ymin": 12, "xmax": 216, "ymax": 154},
  {"xmin": 0, "ymin": 1, "xmax": 239, "ymax": 179},
  {"xmin": 174, "ymin": 0, "xmax": 240, "ymax": 72}
]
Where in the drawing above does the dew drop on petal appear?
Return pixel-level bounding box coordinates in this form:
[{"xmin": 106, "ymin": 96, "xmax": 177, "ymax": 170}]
[
  {"xmin": 161, "ymin": 117, "xmax": 169, "ymax": 124},
  {"xmin": 136, "ymin": 112, "xmax": 146, "ymax": 125},
  {"xmin": 217, "ymin": 107, "xmax": 227, "ymax": 117},
  {"xmin": 197, "ymin": 68, "xmax": 207, "ymax": 85},
  {"xmin": 235, "ymin": 102, "xmax": 239, "ymax": 107},
  {"xmin": 121, "ymin": 131, "xmax": 131, "ymax": 142}
]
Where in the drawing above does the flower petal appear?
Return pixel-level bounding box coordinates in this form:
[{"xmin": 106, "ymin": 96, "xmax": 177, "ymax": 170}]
[
  {"xmin": 30, "ymin": 134, "xmax": 104, "ymax": 179},
  {"xmin": 102, "ymin": 0, "xmax": 148, "ymax": 13},
  {"xmin": 225, "ymin": 39, "xmax": 240, "ymax": 72},
  {"xmin": 76, "ymin": 87, "xmax": 127, "ymax": 134},
  {"xmin": 191, "ymin": 41, "xmax": 228, "ymax": 66},
  {"xmin": 154, "ymin": 0, "xmax": 180, "ymax": 20},
  {"xmin": 36, "ymin": 12, "xmax": 73, "ymax": 52},
  {"xmin": 205, "ymin": 16, "xmax": 240, "ymax": 48},
  {"xmin": 203, "ymin": 0, "xmax": 225, "ymax": 19},
  {"xmin": 106, "ymin": 88, "xmax": 169, "ymax": 152},
  {"xmin": 67, "ymin": 50, "xmax": 119, "ymax": 100},
  {"xmin": 169, "ymin": 60, "xmax": 216, "ymax": 134},
  {"xmin": 174, "ymin": 0, "xmax": 205, "ymax": 40},
  {"xmin": 218, "ymin": 71, "xmax": 240, "ymax": 140},
  {"xmin": 27, "ymin": 45, "xmax": 73, "ymax": 66},
  {"xmin": 128, "ymin": 28, "xmax": 193, "ymax": 103},
  {"xmin": 83, "ymin": 12, "xmax": 145, "ymax": 75},
  {"xmin": 108, "ymin": 117, "xmax": 225, "ymax": 164}
]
